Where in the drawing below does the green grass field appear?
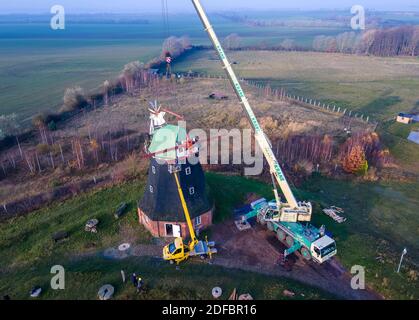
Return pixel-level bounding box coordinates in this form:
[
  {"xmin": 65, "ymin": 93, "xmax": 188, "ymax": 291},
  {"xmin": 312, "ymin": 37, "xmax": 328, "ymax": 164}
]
[
  {"xmin": 207, "ymin": 172, "xmax": 419, "ymax": 299},
  {"xmin": 172, "ymin": 50, "xmax": 419, "ymax": 121},
  {"xmin": 0, "ymin": 13, "xmax": 351, "ymax": 126},
  {"xmin": 0, "ymin": 177, "xmax": 333, "ymax": 300},
  {"xmin": 173, "ymin": 49, "xmax": 419, "ymax": 169},
  {"xmin": 1, "ymin": 172, "xmax": 417, "ymax": 299}
]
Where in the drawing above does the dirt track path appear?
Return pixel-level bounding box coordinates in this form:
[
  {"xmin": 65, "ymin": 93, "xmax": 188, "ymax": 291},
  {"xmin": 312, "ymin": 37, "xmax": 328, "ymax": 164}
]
[
  {"xmin": 105, "ymin": 221, "xmax": 382, "ymax": 300},
  {"xmin": 210, "ymin": 221, "xmax": 383, "ymax": 300}
]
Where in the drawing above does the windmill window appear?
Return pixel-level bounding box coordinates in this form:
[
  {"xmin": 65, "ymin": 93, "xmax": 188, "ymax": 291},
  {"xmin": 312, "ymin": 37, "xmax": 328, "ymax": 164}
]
[
  {"xmin": 185, "ymin": 167, "xmax": 191, "ymax": 175},
  {"xmin": 150, "ymin": 185, "xmax": 154, "ymax": 193},
  {"xmin": 152, "ymin": 166, "xmax": 156, "ymax": 174},
  {"xmin": 189, "ymin": 187, "xmax": 195, "ymax": 195},
  {"xmin": 195, "ymin": 215, "xmax": 202, "ymax": 226}
]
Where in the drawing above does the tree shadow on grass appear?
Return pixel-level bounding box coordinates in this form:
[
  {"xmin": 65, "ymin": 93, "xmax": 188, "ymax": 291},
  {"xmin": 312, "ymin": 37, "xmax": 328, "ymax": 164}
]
[{"xmin": 361, "ymin": 96, "xmax": 402, "ymax": 116}]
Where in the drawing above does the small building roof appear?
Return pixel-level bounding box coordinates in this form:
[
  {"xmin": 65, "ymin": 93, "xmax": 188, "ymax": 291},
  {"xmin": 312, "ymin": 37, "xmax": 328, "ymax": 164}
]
[
  {"xmin": 407, "ymin": 131, "xmax": 419, "ymax": 145},
  {"xmin": 148, "ymin": 124, "xmax": 188, "ymax": 161},
  {"xmin": 398, "ymin": 113, "xmax": 414, "ymax": 118}
]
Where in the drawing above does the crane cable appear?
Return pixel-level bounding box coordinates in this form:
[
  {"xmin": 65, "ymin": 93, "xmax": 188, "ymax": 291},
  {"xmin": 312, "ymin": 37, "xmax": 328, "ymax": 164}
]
[{"xmin": 161, "ymin": 0, "xmax": 170, "ymax": 37}]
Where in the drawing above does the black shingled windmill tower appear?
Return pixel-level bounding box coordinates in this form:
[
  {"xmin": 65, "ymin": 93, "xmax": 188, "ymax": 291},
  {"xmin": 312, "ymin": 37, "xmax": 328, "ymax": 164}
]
[{"xmin": 137, "ymin": 102, "xmax": 213, "ymax": 238}]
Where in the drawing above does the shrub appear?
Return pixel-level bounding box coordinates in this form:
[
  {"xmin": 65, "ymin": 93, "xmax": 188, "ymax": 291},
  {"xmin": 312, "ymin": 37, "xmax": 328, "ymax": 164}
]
[
  {"xmin": 0, "ymin": 113, "xmax": 20, "ymax": 139},
  {"xmin": 342, "ymin": 145, "xmax": 369, "ymax": 175},
  {"xmin": 61, "ymin": 86, "xmax": 87, "ymax": 112},
  {"xmin": 48, "ymin": 120, "xmax": 57, "ymax": 131},
  {"xmin": 36, "ymin": 143, "xmax": 51, "ymax": 155}
]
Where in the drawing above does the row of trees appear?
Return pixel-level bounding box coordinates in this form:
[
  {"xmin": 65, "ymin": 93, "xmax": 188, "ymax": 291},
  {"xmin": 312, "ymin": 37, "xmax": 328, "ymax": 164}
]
[
  {"xmin": 272, "ymin": 131, "xmax": 391, "ymax": 176},
  {"xmin": 161, "ymin": 36, "xmax": 192, "ymax": 59},
  {"xmin": 1, "ymin": 35, "xmax": 190, "ymax": 150},
  {"xmin": 0, "ymin": 114, "xmax": 20, "ymax": 140},
  {"xmin": 312, "ymin": 26, "xmax": 419, "ymax": 56}
]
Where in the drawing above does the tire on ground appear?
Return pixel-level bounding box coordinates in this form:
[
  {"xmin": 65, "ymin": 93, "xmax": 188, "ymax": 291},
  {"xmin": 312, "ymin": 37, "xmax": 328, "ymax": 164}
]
[
  {"xmin": 286, "ymin": 236, "xmax": 294, "ymax": 247},
  {"xmin": 257, "ymin": 214, "xmax": 266, "ymax": 226},
  {"xmin": 276, "ymin": 229, "xmax": 286, "ymax": 241},
  {"xmin": 300, "ymin": 247, "xmax": 311, "ymax": 260},
  {"xmin": 267, "ymin": 221, "xmax": 274, "ymax": 231}
]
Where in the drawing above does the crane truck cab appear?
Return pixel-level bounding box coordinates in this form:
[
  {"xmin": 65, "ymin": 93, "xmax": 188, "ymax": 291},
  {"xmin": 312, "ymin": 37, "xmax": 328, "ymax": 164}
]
[
  {"xmin": 310, "ymin": 235, "xmax": 337, "ymax": 264},
  {"xmin": 163, "ymin": 237, "xmax": 189, "ymax": 264}
]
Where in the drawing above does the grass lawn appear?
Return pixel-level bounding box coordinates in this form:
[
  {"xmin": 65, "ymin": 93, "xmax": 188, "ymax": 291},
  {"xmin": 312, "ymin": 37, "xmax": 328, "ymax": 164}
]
[
  {"xmin": 0, "ymin": 176, "xmax": 333, "ymax": 300},
  {"xmin": 206, "ymin": 172, "xmax": 419, "ymax": 299},
  {"xmin": 0, "ymin": 256, "xmax": 333, "ymax": 300},
  {"xmin": 0, "ymin": 179, "xmax": 151, "ymax": 269},
  {"xmin": 382, "ymin": 121, "xmax": 419, "ymax": 140},
  {"xmin": 1, "ymin": 172, "xmax": 418, "ymax": 299},
  {"xmin": 377, "ymin": 121, "xmax": 419, "ymax": 172},
  {"xmin": 0, "ymin": 42, "xmax": 161, "ymax": 125},
  {"xmin": 172, "ymin": 50, "xmax": 419, "ymax": 122}
]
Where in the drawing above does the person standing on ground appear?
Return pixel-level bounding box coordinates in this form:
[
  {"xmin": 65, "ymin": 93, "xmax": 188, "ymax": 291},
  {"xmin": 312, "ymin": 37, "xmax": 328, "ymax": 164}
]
[
  {"xmin": 136, "ymin": 276, "xmax": 144, "ymax": 293},
  {"xmin": 131, "ymin": 273, "xmax": 138, "ymax": 288}
]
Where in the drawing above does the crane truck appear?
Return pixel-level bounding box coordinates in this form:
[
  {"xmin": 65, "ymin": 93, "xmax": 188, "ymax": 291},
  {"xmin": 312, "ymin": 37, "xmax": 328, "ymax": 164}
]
[
  {"xmin": 163, "ymin": 170, "xmax": 217, "ymax": 265},
  {"xmin": 190, "ymin": 0, "xmax": 337, "ymax": 263}
]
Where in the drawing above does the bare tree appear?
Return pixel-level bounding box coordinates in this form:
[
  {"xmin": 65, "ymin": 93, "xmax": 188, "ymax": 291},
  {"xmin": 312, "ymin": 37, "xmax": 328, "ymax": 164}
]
[
  {"xmin": 280, "ymin": 39, "xmax": 296, "ymax": 50},
  {"xmin": 0, "ymin": 113, "xmax": 23, "ymax": 158},
  {"xmin": 410, "ymin": 26, "xmax": 419, "ymax": 56},
  {"xmin": 103, "ymin": 80, "xmax": 111, "ymax": 106},
  {"xmin": 61, "ymin": 86, "xmax": 86, "ymax": 112},
  {"xmin": 223, "ymin": 33, "xmax": 242, "ymax": 50},
  {"xmin": 122, "ymin": 61, "xmax": 144, "ymax": 93}
]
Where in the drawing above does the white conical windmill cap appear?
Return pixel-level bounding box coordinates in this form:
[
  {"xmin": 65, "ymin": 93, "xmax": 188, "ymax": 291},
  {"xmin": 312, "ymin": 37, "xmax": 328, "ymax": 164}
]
[{"xmin": 149, "ymin": 100, "xmax": 166, "ymax": 135}]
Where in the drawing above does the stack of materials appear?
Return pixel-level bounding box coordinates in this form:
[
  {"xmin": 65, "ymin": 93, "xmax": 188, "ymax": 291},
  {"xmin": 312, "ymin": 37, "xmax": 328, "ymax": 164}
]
[{"xmin": 322, "ymin": 206, "xmax": 346, "ymax": 224}]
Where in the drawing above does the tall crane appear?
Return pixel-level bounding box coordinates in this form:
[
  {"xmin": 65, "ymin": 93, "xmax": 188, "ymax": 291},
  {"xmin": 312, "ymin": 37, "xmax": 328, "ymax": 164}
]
[{"xmin": 191, "ymin": 0, "xmax": 312, "ymax": 223}]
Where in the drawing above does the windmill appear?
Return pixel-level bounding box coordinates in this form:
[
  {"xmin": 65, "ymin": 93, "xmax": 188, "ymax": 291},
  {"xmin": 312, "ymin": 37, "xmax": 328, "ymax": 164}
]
[
  {"xmin": 138, "ymin": 104, "xmax": 213, "ymax": 239},
  {"xmin": 148, "ymin": 100, "xmax": 167, "ymax": 135}
]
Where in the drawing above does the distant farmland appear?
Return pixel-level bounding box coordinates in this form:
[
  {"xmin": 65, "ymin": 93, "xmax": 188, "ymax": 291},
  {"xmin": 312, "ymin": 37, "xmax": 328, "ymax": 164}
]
[
  {"xmin": 172, "ymin": 50, "xmax": 419, "ymax": 120},
  {"xmin": 0, "ymin": 12, "xmax": 350, "ymax": 126}
]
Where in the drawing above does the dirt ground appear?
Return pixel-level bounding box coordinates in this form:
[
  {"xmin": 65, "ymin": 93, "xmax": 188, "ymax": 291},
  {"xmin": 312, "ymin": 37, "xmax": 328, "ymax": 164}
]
[
  {"xmin": 210, "ymin": 220, "xmax": 382, "ymax": 300},
  {"xmin": 110, "ymin": 219, "xmax": 382, "ymax": 300}
]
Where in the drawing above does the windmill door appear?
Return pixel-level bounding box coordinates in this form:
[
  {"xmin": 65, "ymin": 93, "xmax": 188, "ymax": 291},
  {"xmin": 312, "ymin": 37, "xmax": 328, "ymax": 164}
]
[{"xmin": 173, "ymin": 224, "xmax": 181, "ymax": 238}]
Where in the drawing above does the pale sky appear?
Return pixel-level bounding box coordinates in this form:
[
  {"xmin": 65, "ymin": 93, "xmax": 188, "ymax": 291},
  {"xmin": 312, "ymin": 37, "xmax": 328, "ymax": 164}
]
[{"xmin": 1, "ymin": 0, "xmax": 418, "ymax": 14}]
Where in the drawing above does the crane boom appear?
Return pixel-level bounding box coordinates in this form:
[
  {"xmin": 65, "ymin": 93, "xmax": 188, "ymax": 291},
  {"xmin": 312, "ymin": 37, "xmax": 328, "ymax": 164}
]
[
  {"xmin": 173, "ymin": 171, "xmax": 198, "ymax": 246},
  {"xmin": 191, "ymin": 0, "xmax": 311, "ymax": 219}
]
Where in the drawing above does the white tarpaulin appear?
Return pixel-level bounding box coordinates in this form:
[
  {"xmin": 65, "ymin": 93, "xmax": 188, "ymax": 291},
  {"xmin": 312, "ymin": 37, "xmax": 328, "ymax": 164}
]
[{"xmin": 407, "ymin": 131, "xmax": 419, "ymax": 144}]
